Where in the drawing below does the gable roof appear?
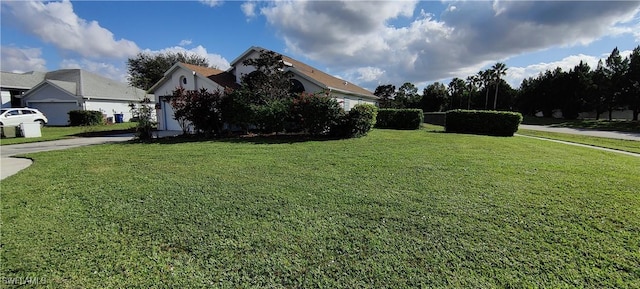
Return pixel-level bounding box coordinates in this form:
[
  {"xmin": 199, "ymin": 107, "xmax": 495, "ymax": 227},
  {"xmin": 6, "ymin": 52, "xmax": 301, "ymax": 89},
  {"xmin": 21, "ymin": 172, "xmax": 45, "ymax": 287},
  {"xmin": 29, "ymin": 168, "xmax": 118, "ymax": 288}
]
[
  {"xmin": 148, "ymin": 62, "xmax": 238, "ymax": 93},
  {"xmin": 1, "ymin": 71, "xmax": 46, "ymax": 90},
  {"xmin": 22, "ymin": 69, "xmax": 149, "ymax": 102},
  {"xmin": 230, "ymin": 46, "xmax": 376, "ymax": 99}
]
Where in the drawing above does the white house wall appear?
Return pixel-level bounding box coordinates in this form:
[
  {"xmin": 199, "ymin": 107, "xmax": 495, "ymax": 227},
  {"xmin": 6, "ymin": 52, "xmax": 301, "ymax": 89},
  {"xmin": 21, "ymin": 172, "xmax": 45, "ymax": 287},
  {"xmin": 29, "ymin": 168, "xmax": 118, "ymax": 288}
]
[
  {"xmin": 233, "ymin": 50, "xmax": 262, "ymax": 83},
  {"xmin": 155, "ymin": 67, "xmax": 224, "ymax": 131},
  {"xmin": 84, "ymin": 100, "xmax": 139, "ymax": 122}
]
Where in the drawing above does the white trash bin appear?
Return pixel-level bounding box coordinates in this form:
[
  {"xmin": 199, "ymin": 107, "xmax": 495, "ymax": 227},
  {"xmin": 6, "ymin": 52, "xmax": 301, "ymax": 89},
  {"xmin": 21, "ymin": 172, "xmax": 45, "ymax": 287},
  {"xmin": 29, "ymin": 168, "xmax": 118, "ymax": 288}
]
[{"xmin": 20, "ymin": 122, "xmax": 42, "ymax": 138}]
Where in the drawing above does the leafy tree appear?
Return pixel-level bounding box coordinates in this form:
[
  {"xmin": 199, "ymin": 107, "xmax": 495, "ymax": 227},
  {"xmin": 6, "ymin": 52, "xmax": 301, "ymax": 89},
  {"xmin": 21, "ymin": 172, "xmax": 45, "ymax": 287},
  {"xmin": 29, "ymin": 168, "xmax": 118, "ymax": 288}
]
[
  {"xmin": 127, "ymin": 51, "xmax": 209, "ymax": 91},
  {"xmin": 374, "ymin": 84, "xmax": 396, "ymax": 108},
  {"xmin": 604, "ymin": 47, "xmax": 630, "ymax": 120},
  {"xmin": 291, "ymin": 92, "xmax": 343, "ymax": 135},
  {"xmin": 170, "ymin": 87, "xmax": 225, "ymax": 137},
  {"xmin": 491, "ymin": 62, "xmax": 508, "ymax": 110},
  {"xmin": 448, "ymin": 78, "xmax": 466, "ymax": 110},
  {"xmin": 626, "ymin": 45, "xmax": 640, "ymax": 121},
  {"xmin": 395, "ymin": 82, "xmax": 420, "ymax": 108},
  {"xmin": 421, "ymin": 82, "xmax": 449, "ymax": 112}
]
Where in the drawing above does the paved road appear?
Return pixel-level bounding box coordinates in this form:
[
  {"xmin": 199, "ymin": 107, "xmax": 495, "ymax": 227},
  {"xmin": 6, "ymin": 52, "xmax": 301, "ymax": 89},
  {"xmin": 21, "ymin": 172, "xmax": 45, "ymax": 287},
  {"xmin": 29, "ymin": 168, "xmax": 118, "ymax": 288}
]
[
  {"xmin": 0, "ymin": 131, "xmax": 181, "ymax": 180},
  {"xmin": 519, "ymin": 124, "xmax": 640, "ymax": 141}
]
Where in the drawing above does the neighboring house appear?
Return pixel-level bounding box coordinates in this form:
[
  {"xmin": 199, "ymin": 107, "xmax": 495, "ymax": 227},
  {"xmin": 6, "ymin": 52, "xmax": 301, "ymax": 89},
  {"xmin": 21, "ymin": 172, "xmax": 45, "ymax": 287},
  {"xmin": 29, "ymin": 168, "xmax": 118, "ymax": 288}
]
[
  {"xmin": 151, "ymin": 46, "xmax": 378, "ymax": 131},
  {"xmin": 1, "ymin": 69, "xmax": 153, "ymax": 126},
  {"xmin": 1, "ymin": 71, "xmax": 47, "ymax": 108}
]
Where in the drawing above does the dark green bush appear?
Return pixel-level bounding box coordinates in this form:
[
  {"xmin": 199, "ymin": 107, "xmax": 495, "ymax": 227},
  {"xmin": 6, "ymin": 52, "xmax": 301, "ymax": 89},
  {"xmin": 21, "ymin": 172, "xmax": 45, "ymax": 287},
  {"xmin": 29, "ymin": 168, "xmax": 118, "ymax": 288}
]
[
  {"xmin": 68, "ymin": 110, "xmax": 103, "ymax": 126},
  {"xmin": 376, "ymin": 109, "xmax": 423, "ymax": 130},
  {"xmin": 445, "ymin": 110, "xmax": 523, "ymax": 136},
  {"xmin": 291, "ymin": 92, "xmax": 343, "ymax": 135},
  {"xmin": 331, "ymin": 104, "xmax": 378, "ymax": 138}
]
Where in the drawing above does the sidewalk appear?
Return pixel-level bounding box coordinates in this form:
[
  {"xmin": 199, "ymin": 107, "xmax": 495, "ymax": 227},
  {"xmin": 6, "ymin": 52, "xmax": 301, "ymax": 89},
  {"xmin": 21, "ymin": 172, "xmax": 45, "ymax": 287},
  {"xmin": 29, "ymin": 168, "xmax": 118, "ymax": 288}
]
[
  {"xmin": 1, "ymin": 131, "xmax": 181, "ymax": 180},
  {"xmin": 518, "ymin": 125, "xmax": 640, "ymax": 141}
]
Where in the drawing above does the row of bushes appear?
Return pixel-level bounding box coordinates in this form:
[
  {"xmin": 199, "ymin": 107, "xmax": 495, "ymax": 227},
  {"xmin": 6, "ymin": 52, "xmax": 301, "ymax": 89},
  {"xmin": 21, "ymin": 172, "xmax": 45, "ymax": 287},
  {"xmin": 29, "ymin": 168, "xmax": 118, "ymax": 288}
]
[
  {"xmin": 376, "ymin": 109, "xmax": 423, "ymax": 130},
  {"xmin": 445, "ymin": 110, "xmax": 523, "ymax": 136},
  {"xmin": 170, "ymin": 90, "xmax": 378, "ymax": 138},
  {"xmin": 68, "ymin": 110, "xmax": 103, "ymax": 126}
]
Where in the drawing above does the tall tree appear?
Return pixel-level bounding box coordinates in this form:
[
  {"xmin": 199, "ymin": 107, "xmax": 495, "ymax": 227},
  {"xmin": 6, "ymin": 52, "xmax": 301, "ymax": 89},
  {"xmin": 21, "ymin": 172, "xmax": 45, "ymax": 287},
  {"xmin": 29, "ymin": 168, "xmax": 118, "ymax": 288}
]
[
  {"xmin": 478, "ymin": 70, "xmax": 493, "ymax": 110},
  {"xmin": 465, "ymin": 75, "xmax": 480, "ymax": 110},
  {"xmin": 604, "ymin": 47, "xmax": 630, "ymax": 120},
  {"xmin": 448, "ymin": 78, "xmax": 466, "ymax": 110},
  {"xmin": 395, "ymin": 82, "xmax": 420, "ymax": 108},
  {"xmin": 241, "ymin": 49, "xmax": 294, "ymax": 104},
  {"xmin": 127, "ymin": 52, "xmax": 209, "ymax": 91},
  {"xmin": 421, "ymin": 82, "xmax": 449, "ymax": 112},
  {"xmin": 374, "ymin": 84, "xmax": 396, "ymax": 108},
  {"xmin": 491, "ymin": 62, "xmax": 508, "ymax": 110},
  {"xmin": 626, "ymin": 45, "xmax": 640, "ymax": 121}
]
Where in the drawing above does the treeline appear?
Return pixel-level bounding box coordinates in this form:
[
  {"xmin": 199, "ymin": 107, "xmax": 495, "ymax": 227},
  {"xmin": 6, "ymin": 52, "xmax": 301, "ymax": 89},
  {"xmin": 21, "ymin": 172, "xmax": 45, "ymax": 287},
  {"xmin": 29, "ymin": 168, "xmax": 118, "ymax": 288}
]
[{"xmin": 375, "ymin": 45, "xmax": 640, "ymax": 121}]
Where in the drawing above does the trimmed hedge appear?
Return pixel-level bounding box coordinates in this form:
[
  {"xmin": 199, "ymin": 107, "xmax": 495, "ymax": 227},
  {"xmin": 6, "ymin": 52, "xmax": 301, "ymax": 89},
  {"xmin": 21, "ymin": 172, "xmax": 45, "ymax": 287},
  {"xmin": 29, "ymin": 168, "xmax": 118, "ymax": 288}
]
[
  {"xmin": 331, "ymin": 104, "xmax": 378, "ymax": 138},
  {"xmin": 445, "ymin": 110, "xmax": 522, "ymax": 136},
  {"xmin": 68, "ymin": 110, "xmax": 104, "ymax": 126},
  {"xmin": 376, "ymin": 109, "xmax": 423, "ymax": 130}
]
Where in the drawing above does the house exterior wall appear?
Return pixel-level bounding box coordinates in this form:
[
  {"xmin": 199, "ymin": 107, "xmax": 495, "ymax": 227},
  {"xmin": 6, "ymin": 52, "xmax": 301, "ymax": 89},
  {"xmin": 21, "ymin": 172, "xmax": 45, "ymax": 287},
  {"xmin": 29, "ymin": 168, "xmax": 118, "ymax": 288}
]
[
  {"xmin": 233, "ymin": 50, "xmax": 262, "ymax": 84},
  {"xmin": 84, "ymin": 100, "xmax": 137, "ymax": 122},
  {"xmin": 155, "ymin": 67, "xmax": 224, "ymax": 131}
]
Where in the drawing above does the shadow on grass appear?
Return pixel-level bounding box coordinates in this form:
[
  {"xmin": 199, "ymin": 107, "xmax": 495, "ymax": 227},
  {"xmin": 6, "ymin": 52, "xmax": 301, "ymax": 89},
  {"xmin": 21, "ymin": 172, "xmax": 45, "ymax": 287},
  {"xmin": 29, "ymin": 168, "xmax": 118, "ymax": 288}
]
[
  {"xmin": 522, "ymin": 116, "xmax": 640, "ymax": 132},
  {"xmin": 122, "ymin": 133, "xmax": 345, "ymax": 145}
]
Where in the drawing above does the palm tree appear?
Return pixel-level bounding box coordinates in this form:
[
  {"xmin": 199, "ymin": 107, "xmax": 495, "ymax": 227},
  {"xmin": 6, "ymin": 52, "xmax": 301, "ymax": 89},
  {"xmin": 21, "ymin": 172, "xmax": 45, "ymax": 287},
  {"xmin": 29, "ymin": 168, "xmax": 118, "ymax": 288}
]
[
  {"xmin": 478, "ymin": 70, "xmax": 492, "ymax": 110},
  {"xmin": 465, "ymin": 75, "xmax": 479, "ymax": 110},
  {"xmin": 491, "ymin": 62, "xmax": 508, "ymax": 110}
]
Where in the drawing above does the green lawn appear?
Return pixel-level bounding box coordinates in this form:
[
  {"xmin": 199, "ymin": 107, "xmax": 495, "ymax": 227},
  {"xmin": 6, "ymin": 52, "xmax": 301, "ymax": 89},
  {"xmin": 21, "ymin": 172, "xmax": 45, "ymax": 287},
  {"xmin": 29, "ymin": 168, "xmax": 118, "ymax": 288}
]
[
  {"xmin": 2, "ymin": 129, "xmax": 639, "ymax": 288},
  {"xmin": 517, "ymin": 129, "xmax": 640, "ymax": 154},
  {"xmin": 0, "ymin": 122, "xmax": 135, "ymax": 145}
]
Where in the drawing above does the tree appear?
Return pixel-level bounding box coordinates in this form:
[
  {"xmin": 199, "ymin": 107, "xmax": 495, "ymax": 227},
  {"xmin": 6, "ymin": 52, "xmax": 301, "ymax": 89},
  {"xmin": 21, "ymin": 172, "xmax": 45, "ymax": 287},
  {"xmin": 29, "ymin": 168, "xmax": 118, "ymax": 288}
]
[
  {"xmin": 421, "ymin": 82, "xmax": 449, "ymax": 112},
  {"xmin": 604, "ymin": 47, "xmax": 630, "ymax": 120},
  {"xmin": 374, "ymin": 84, "xmax": 396, "ymax": 108},
  {"xmin": 395, "ymin": 82, "xmax": 420, "ymax": 108},
  {"xmin": 491, "ymin": 63, "xmax": 508, "ymax": 110},
  {"xmin": 478, "ymin": 69, "xmax": 493, "ymax": 110},
  {"xmin": 448, "ymin": 78, "xmax": 466, "ymax": 110},
  {"xmin": 170, "ymin": 87, "xmax": 225, "ymax": 137},
  {"xmin": 465, "ymin": 75, "xmax": 480, "ymax": 109},
  {"xmin": 626, "ymin": 45, "xmax": 640, "ymax": 121},
  {"xmin": 127, "ymin": 51, "xmax": 209, "ymax": 91}
]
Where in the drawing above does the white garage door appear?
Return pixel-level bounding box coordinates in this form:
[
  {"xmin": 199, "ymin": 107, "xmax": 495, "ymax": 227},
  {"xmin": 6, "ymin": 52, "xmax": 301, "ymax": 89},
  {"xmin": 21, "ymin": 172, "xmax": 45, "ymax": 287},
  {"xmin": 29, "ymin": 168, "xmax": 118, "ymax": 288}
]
[{"xmin": 28, "ymin": 102, "xmax": 78, "ymax": 126}]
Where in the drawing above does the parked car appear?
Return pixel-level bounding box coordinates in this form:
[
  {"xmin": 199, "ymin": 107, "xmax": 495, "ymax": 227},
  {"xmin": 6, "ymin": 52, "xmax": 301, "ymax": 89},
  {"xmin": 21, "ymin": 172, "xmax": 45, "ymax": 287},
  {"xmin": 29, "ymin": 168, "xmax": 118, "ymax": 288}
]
[{"xmin": 0, "ymin": 108, "xmax": 48, "ymax": 127}]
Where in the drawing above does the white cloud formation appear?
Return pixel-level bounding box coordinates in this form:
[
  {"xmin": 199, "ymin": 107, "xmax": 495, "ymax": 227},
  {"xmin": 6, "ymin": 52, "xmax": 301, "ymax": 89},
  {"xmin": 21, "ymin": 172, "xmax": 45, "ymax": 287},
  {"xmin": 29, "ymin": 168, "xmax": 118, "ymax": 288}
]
[
  {"xmin": 259, "ymin": 0, "xmax": 640, "ymax": 89},
  {"xmin": 505, "ymin": 54, "xmax": 601, "ymax": 88},
  {"xmin": 0, "ymin": 46, "xmax": 47, "ymax": 72},
  {"xmin": 241, "ymin": 1, "xmax": 257, "ymax": 18},
  {"xmin": 2, "ymin": 0, "xmax": 139, "ymax": 59},
  {"xmin": 60, "ymin": 58, "xmax": 128, "ymax": 83},
  {"xmin": 179, "ymin": 39, "xmax": 193, "ymax": 46},
  {"xmin": 144, "ymin": 45, "xmax": 231, "ymax": 70},
  {"xmin": 199, "ymin": 0, "xmax": 223, "ymax": 8}
]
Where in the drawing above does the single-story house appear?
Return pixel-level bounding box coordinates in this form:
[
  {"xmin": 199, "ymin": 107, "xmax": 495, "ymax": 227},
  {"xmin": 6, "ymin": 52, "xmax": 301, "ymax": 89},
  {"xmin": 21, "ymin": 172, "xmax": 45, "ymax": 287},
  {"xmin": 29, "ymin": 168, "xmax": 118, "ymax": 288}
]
[
  {"xmin": 8, "ymin": 69, "xmax": 153, "ymax": 126},
  {"xmin": 1, "ymin": 71, "xmax": 47, "ymax": 108},
  {"xmin": 150, "ymin": 46, "xmax": 379, "ymax": 131}
]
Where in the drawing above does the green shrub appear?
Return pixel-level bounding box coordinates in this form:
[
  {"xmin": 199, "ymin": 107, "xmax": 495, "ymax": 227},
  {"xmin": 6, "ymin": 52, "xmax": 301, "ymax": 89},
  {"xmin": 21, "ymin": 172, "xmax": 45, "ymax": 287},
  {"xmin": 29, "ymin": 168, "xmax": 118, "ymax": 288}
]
[
  {"xmin": 376, "ymin": 109, "xmax": 423, "ymax": 130},
  {"xmin": 332, "ymin": 104, "xmax": 378, "ymax": 138},
  {"xmin": 68, "ymin": 110, "xmax": 103, "ymax": 126},
  {"xmin": 445, "ymin": 110, "xmax": 523, "ymax": 136},
  {"xmin": 252, "ymin": 98, "xmax": 292, "ymax": 134},
  {"xmin": 291, "ymin": 92, "xmax": 343, "ymax": 135}
]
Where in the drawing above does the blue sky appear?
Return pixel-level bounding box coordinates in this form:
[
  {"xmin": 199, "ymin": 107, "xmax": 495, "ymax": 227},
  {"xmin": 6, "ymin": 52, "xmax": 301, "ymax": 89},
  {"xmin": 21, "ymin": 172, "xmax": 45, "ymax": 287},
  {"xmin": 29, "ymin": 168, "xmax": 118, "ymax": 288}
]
[{"xmin": 2, "ymin": 1, "xmax": 639, "ymax": 91}]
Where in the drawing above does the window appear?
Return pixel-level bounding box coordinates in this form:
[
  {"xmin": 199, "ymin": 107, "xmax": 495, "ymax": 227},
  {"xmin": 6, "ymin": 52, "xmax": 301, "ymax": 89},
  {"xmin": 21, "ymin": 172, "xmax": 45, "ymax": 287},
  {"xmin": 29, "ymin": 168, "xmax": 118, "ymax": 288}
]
[
  {"xmin": 343, "ymin": 98, "xmax": 350, "ymax": 110},
  {"xmin": 179, "ymin": 76, "xmax": 187, "ymax": 87}
]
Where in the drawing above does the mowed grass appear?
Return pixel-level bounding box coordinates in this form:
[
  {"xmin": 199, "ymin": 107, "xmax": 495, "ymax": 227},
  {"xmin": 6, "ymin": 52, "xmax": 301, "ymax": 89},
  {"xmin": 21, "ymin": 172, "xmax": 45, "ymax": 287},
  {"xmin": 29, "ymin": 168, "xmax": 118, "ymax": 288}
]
[
  {"xmin": 1, "ymin": 129, "xmax": 639, "ymax": 288},
  {"xmin": 517, "ymin": 129, "xmax": 640, "ymax": 154},
  {"xmin": 0, "ymin": 122, "xmax": 135, "ymax": 145}
]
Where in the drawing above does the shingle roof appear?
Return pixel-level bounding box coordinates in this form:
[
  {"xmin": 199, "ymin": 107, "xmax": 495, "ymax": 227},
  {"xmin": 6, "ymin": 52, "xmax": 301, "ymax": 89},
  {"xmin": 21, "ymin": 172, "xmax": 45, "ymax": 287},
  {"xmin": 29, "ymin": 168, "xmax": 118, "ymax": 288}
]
[
  {"xmin": 180, "ymin": 63, "xmax": 239, "ymax": 89},
  {"xmin": 22, "ymin": 69, "xmax": 149, "ymax": 102},
  {"xmin": 1, "ymin": 71, "xmax": 46, "ymax": 90},
  {"xmin": 230, "ymin": 47, "xmax": 376, "ymax": 99}
]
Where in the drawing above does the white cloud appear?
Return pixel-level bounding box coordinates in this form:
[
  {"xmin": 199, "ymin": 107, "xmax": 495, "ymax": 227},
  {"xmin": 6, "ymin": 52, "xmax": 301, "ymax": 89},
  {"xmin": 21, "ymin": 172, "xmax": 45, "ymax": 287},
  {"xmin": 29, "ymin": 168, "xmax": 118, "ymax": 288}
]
[
  {"xmin": 178, "ymin": 39, "xmax": 193, "ymax": 46},
  {"xmin": 0, "ymin": 46, "xmax": 47, "ymax": 72},
  {"xmin": 199, "ymin": 0, "xmax": 222, "ymax": 8},
  {"xmin": 259, "ymin": 0, "xmax": 640, "ymax": 89},
  {"xmin": 145, "ymin": 45, "xmax": 231, "ymax": 70},
  {"xmin": 60, "ymin": 59, "xmax": 128, "ymax": 83},
  {"xmin": 241, "ymin": 1, "xmax": 257, "ymax": 18},
  {"xmin": 2, "ymin": 0, "xmax": 139, "ymax": 59}
]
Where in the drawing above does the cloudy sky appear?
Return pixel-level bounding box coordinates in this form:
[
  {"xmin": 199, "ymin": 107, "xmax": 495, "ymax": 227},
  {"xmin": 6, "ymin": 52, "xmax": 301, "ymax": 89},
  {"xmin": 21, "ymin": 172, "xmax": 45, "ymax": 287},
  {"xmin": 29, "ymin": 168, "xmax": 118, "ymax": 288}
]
[{"xmin": 1, "ymin": 0, "xmax": 639, "ymax": 91}]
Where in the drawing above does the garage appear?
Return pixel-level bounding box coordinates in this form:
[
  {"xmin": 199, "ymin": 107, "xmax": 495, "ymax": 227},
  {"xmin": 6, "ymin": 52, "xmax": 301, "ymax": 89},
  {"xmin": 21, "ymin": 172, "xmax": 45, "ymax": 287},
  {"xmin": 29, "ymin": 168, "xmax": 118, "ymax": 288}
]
[{"xmin": 28, "ymin": 102, "xmax": 78, "ymax": 126}]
